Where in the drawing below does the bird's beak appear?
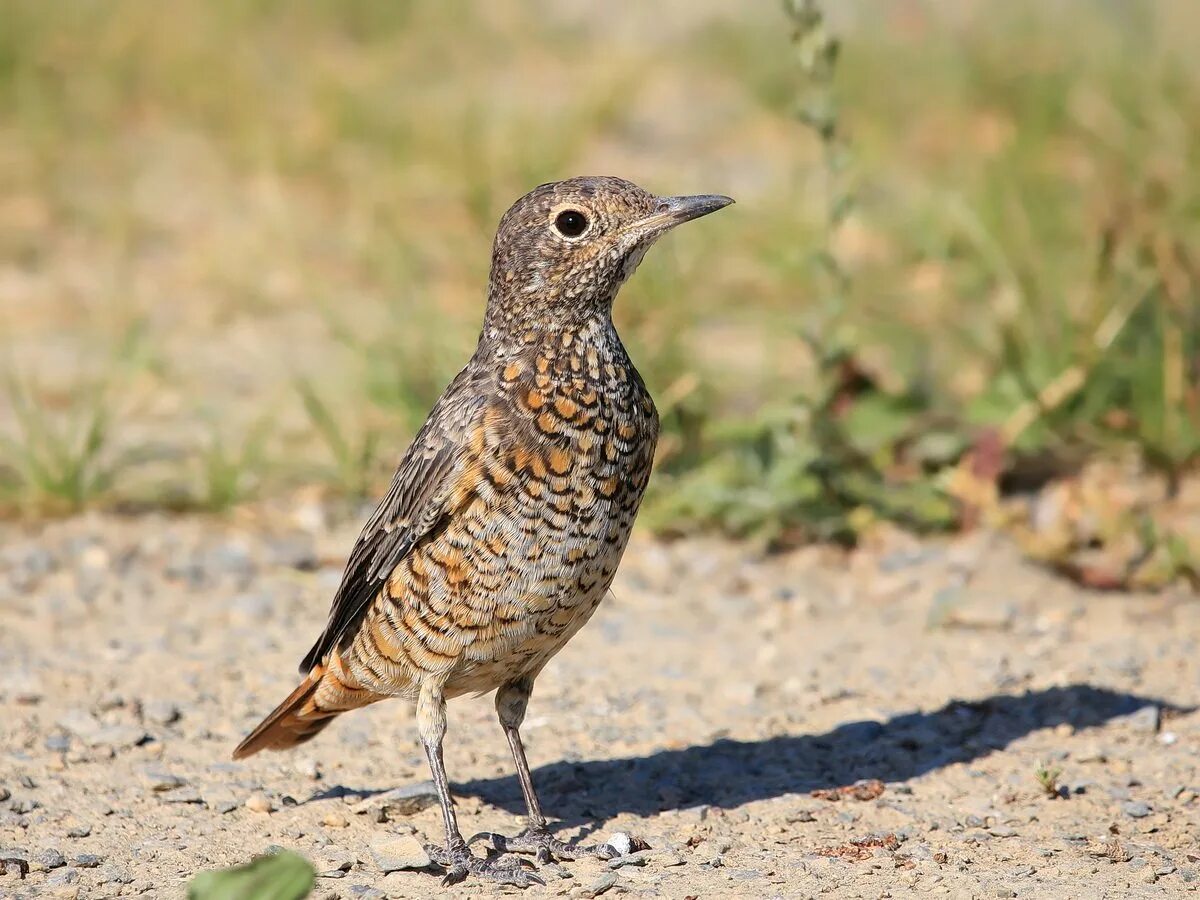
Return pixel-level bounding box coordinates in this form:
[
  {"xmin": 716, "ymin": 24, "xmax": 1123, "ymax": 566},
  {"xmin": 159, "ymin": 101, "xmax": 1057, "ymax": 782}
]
[{"xmin": 635, "ymin": 194, "xmax": 735, "ymax": 233}]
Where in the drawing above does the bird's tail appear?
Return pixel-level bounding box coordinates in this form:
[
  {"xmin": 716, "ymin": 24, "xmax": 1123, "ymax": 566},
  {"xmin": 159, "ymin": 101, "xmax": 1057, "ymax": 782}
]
[{"xmin": 232, "ymin": 654, "xmax": 380, "ymax": 759}]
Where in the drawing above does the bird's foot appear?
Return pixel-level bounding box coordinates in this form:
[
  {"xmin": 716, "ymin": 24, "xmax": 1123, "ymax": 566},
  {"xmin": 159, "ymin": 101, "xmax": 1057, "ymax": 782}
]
[
  {"xmin": 424, "ymin": 840, "xmax": 544, "ymax": 888},
  {"xmin": 472, "ymin": 826, "xmax": 619, "ymax": 864}
]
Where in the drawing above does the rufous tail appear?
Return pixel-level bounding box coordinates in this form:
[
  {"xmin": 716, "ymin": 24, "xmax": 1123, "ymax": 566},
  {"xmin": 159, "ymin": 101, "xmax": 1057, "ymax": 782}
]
[{"xmin": 232, "ymin": 657, "xmax": 378, "ymax": 759}]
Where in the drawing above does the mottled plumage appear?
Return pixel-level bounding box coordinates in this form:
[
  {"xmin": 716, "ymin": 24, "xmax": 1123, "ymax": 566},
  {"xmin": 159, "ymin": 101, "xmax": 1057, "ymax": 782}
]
[{"xmin": 234, "ymin": 176, "xmax": 731, "ymax": 887}]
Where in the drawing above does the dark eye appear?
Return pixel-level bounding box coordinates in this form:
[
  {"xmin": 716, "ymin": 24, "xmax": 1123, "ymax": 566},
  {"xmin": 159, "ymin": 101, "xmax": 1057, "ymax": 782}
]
[{"xmin": 554, "ymin": 209, "xmax": 589, "ymax": 238}]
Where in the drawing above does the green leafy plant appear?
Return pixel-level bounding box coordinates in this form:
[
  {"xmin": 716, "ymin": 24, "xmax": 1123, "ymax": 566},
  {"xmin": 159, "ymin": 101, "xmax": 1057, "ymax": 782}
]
[
  {"xmin": 0, "ymin": 375, "xmax": 127, "ymax": 513},
  {"xmin": 187, "ymin": 851, "xmax": 314, "ymax": 900},
  {"xmin": 1034, "ymin": 761, "xmax": 1064, "ymax": 799},
  {"xmin": 194, "ymin": 417, "xmax": 274, "ymax": 512}
]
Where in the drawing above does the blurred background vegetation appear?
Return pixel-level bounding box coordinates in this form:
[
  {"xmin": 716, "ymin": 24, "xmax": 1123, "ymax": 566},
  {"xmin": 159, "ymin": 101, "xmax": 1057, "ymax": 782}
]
[{"xmin": 1, "ymin": 0, "xmax": 1197, "ymax": 590}]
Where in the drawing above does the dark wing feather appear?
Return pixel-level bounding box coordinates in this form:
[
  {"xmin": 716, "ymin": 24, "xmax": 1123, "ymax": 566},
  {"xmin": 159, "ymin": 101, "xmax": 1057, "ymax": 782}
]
[{"xmin": 299, "ymin": 365, "xmax": 487, "ymax": 674}]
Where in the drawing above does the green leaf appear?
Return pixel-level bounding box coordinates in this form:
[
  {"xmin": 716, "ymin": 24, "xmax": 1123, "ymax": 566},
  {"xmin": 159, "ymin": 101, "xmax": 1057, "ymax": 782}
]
[{"xmin": 187, "ymin": 851, "xmax": 315, "ymax": 900}]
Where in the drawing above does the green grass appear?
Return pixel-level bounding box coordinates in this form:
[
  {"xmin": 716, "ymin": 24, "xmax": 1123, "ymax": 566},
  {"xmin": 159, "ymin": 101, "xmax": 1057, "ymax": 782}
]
[{"xmin": 0, "ymin": 1, "xmax": 1196, "ymax": 585}]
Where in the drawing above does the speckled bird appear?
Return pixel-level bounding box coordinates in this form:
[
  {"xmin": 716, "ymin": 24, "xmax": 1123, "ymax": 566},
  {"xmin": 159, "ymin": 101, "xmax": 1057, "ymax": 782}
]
[{"xmin": 233, "ymin": 176, "xmax": 732, "ymax": 887}]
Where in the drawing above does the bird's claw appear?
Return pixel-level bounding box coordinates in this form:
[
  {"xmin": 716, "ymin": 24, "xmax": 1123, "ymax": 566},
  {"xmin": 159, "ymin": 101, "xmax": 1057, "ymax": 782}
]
[
  {"xmin": 424, "ymin": 841, "xmax": 544, "ymax": 888},
  {"xmin": 472, "ymin": 827, "xmax": 619, "ymax": 862}
]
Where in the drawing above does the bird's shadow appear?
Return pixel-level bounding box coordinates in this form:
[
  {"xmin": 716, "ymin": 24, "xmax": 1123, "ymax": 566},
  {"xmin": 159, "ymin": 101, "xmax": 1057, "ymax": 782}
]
[{"xmin": 450, "ymin": 685, "xmax": 1188, "ymax": 835}]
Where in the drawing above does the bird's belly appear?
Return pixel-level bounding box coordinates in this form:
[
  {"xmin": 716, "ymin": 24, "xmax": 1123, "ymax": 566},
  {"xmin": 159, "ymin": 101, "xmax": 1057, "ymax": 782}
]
[{"xmin": 442, "ymin": 521, "xmax": 632, "ymax": 697}]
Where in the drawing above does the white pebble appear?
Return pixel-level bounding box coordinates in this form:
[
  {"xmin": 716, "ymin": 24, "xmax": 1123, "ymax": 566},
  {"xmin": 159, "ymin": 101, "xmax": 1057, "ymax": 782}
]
[{"xmin": 605, "ymin": 831, "xmax": 632, "ymax": 857}]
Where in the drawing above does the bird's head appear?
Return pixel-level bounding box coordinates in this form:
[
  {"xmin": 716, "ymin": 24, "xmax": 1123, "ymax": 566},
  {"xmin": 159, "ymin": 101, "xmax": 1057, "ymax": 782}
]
[{"xmin": 484, "ymin": 176, "xmax": 732, "ymax": 332}]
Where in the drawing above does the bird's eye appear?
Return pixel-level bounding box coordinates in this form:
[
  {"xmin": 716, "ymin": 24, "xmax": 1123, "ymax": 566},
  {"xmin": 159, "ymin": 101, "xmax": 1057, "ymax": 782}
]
[{"xmin": 554, "ymin": 209, "xmax": 589, "ymax": 238}]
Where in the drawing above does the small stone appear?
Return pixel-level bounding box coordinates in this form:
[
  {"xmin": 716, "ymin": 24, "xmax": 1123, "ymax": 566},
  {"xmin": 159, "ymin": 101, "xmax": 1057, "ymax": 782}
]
[
  {"xmin": 608, "ymin": 851, "xmax": 651, "ymax": 869},
  {"xmin": 161, "ymin": 787, "xmax": 203, "ymax": 804},
  {"xmin": 659, "ymin": 852, "xmax": 686, "ymax": 867},
  {"xmin": 354, "ymin": 781, "xmax": 438, "ymax": 820},
  {"xmin": 37, "ymin": 849, "xmax": 67, "ymax": 870},
  {"xmin": 1124, "ymin": 706, "xmax": 1160, "ymax": 734},
  {"xmin": 1157, "ymin": 865, "xmax": 1177, "ymax": 876},
  {"xmin": 586, "ymin": 871, "xmax": 618, "ymax": 897},
  {"xmin": 44, "ymin": 733, "xmax": 71, "ymax": 753},
  {"xmin": 72, "ymin": 854, "xmax": 102, "ymax": 868},
  {"xmin": 47, "ymin": 867, "xmax": 80, "ymax": 885},
  {"xmin": 323, "ymin": 812, "xmax": 350, "ymax": 828},
  {"xmin": 313, "ymin": 851, "xmax": 355, "ymax": 878},
  {"xmin": 0, "ymin": 670, "xmax": 44, "ymax": 705},
  {"xmin": 542, "ymin": 861, "xmax": 574, "ymax": 880},
  {"xmin": 369, "ymin": 833, "xmax": 431, "ymax": 873},
  {"xmin": 245, "ymin": 792, "xmax": 274, "ymax": 814},
  {"xmin": 605, "ymin": 832, "xmax": 633, "ymax": 857},
  {"xmin": 99, "ymin": 865, "xmax": 134, "ymax": 884},
  {"xmin": 294, "ymin": 758, "xmax": 321, "ymax": 780},
  {"xmin": 142, "ymin": 700, "xmax": 181, "ymax": 726},
  {"xmin": 90, "ymin": 725, "xmax": 149, "ymax": 749},
  {"xmin": 56, "ymin": 710, "xmax": 103, "ymax": 742},
  {"xmin": 1123, "ymin": 801, "xmax": 1152, "ymax": 818},
  {"xmin": 65, "ymin": 825, "xmax": 91, "ymax": 839},
  {"xmin": 140, "ymin": 770, "xmax": 185, "ymax": 792},
  {"xmin": 0, "ymin": 786, "xmax": 10, "ymax": 802},
  {"xmin": 1159, "ymin": 731, "xmax": 1178, "ymax": 746}
]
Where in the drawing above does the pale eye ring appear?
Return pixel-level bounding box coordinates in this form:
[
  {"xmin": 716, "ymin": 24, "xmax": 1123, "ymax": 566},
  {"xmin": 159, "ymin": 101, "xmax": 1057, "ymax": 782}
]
[{"xmin": 554, "ymin": 209, "xmax": 589, "ymax": 238}]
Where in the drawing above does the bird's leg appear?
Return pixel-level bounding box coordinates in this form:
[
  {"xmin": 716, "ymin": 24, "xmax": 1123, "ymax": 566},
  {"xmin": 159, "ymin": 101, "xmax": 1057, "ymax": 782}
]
[
  {"xmin": 416, "ymin": 684, "xmax": 542, "ymax": 887},
  {"xmin": 474, "ymin": 679, "xmax": 618, "ymax": 863}
]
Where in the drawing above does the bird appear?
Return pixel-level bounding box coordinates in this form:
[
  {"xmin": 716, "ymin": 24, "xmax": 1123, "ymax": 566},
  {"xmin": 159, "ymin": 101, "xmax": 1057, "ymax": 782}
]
[{"xmin": 233, "ymin": 176, "xmax": 732, "ymax": 887}]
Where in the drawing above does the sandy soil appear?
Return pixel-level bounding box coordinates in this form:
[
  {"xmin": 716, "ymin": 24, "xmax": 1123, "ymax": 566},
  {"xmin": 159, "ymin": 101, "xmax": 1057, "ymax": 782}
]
[{"xmin": 1, "ymin": 505, "xmax": 1198, "ymax": 899}]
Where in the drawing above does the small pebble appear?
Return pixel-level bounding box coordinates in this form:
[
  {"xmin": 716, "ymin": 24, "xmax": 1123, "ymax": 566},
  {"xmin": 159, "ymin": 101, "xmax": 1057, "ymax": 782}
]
[
  {"xmin": 140, "ymin": 770, "xmax": 185, "ymax": 792},
  {"xmin": 44, "ymin": 734, "xmax": 71, "ymax": 753},
  {"xmin": 1123, "ymin": 801, "xmax": 1152, "ymax": 818},
  {"xmin": 608, "ymin": 850, "xmax": 650, "ymax": 869},
  {"xmin": 142, "ymin": 700, "xmax": 181, "ymax": 726},
  {"xmin": 586, "ymin": 871, "xmax": 618, "ymax": 897},
  {"xmin": 1124, "ymin": 706, "xmax": 1160, "ymax": 734},
  {"xmin": 323, "ymin": 812, "xmax": 349, "ymax": 828},
  {"xmin": 369, "ymin": 833, "xmax": 431, "ymax": 873},
  {"xmin": 605, "ymin": 832, "xmax": 633, "ymax": 857},
  {"xmin": 65, "ymin": 825, "xmax": 91, "ymax": 839},
  {"xmin": 72, "ymin": 854, "xmax": 102, "ymax": 868},
  {"xmin": 245, "ymin": 792, "xmax": 274, "ymax": 814},
  {"xmin": 47, "ymin": 868, "xmax": 80, "ymax": 885},
  {"xmin": 37, "ymin": 849, "xmax": 66, "ymax": 870},
  {"xmin": 543, "ymin": 861, "xmax": 574, "ymax": 880}
]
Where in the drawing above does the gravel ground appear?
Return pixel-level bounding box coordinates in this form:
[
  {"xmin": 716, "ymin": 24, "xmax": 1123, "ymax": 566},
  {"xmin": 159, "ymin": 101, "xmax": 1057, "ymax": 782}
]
[{"xmin": 1, "ymin": 504, "xmax": 1198, "ymax": 899}]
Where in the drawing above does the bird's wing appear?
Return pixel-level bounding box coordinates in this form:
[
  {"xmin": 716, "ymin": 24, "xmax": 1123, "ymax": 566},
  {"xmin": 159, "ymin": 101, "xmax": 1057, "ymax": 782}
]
[{"xmin": 298, "ymin": 365, "xmax": 489, "ymax": 674}]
